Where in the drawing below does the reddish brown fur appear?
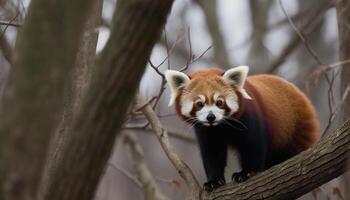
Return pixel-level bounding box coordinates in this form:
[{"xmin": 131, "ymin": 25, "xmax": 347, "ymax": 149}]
[{"xmin": 175, "ymin": 68, "xmax": 320, "ymax": 153}]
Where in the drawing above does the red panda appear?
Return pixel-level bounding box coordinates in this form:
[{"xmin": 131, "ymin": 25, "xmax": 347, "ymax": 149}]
[{"xmin": 165, "ymin": 66, "xmax": 320, "ymax": 192}]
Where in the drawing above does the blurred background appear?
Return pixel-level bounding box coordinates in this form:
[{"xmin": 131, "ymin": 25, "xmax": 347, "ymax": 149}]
[{"xmin": 0, "ymin": 0, "xmax": 347, "ymax": 199}]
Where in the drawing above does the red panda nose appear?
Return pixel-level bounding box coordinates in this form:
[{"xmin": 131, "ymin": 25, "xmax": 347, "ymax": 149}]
[{"xmin": 207, "ymin": 112, "xmax": 216, "ymax": 123}]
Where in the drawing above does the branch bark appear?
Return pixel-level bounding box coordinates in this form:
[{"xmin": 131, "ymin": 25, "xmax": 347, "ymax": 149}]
[
  {"xmin": 204, "ymin": 119, "xmax": 350, "ymax": 200},
  {"xmin": 38, "ymin": 0, "xmax": 103, "ymax": 198},
  {"xmin": 337, "ymin": 0, "xmax": 350, "ymax": 126},
  {"xmin": 40, "ymin": 0, "xmax": 174, "ymax": 199},
  {"xmin": 136, "ymin": 95, "xmax": 201, "ymax": 199},
  {"xmin": 0, "ymin": 0, "xmax": 95, "ymax": 199},
  {"xmin": 336, "ymin": 1, "xmax": 350, "ymax": 198}
]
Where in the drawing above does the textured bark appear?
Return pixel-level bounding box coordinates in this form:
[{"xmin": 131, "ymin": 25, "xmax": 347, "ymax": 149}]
[
  {"xmin": 337, "ymin": 0, "xmax": 350, "ymax": 125},
  {"xmin": 41, "ymin": 0, "xmax": 174, "ymax": 200},
  {"xmin": 336, "ymin": 1, "xmax": 350, "ymax": 198},
  {"xmin": 0, "ymin": 0, "xmax": 94, "ymax": 199},
  {"xmin": 37, "ymin": 0, "xmax": 103, "ymax": 199},
  {"xmin": 204, "ymin": 119, "xmax": 350, "ymax": 200}
]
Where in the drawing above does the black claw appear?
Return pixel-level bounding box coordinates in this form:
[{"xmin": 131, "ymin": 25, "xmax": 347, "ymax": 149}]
[
  {"xmin": 232, "ymin": 171, "xmax": 251, "ymax": 183},
  {"xmin": 203, "ymin": 178, "xmax": 226, "ymax": 192}
]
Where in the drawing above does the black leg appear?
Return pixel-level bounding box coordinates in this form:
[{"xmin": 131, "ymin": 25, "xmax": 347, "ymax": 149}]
[
  {"xmin": 233, "ymin": 133, "xmax": 267, "ymax": 183},
  {"xmin": 194, "ymin": 127, "xmax": 227, "ymax": 192}
]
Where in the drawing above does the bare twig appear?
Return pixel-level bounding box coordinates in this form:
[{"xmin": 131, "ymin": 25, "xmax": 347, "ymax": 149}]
[
  {"xmin": 185, "ymin": 27, "xmax": 193, "ymax": 69},
  {"xmin": 278, "ymin": 0, "xmax": 337, "ymax": 136},
  {"xmin": 322, "ymin": 83, "xmax": 350, "ymax": 137},
  {"xmin": 0, "ymin": 10, "xmax": 21, "ymax": 39},
  {"xmin": 310, "ymin": 59, "xmax": 350, "ymax": 81},
  {"xmin": 136, "ymin": 95, "xmax": 201, "ymax": 199},
  {"xmin": 164, "ymin": 28, "xmax": 171, "ymax": 70},
  {"xmin": 124, "ymin": 126, "xmax": 196, "ymax": 144},
  {"xmin": 179, "ymin": 45, "xmax": 212, "ymax": 72},
  {"xmin": 279, "ymin": 0, "xmax": 323, "ymax": 66},
  {"xmin": 0, "ymin": 21, "xmax": 21, "ymax": 27},
  {"xmin": 123, "ymin": 130, "xmax": 170, "ymax": 200},
  {"xmin": 152, "ymin": 32, "xmax": 185, "ymax": 71},
  {"xmin": 269, "ymin": 1, "xmax": 330, "ymax": 73},
  {"xmin": 108, "ymin": 163, "xmax": 142, "ymax": 188},
  {"xmin": 135, "ymin": 96, "xmax": 158, "ymax": 112}
]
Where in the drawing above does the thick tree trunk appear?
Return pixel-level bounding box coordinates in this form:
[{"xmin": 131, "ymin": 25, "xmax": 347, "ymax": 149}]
[
  {"xmin": 204, "ymin": 119, "xmax": 350, "ymax": 200},
  {"xmin": 337, "ymin": 0, "xmax": 350, "ymax": 124},
  {"xmin": 40, "ymin": 0, "xmax": 174, "ymax": 200},
  {"xmin": 0, "ymin": 0, "xmax": 94, "ymax": 199},
  {"xmin": 38, "ymin": 0, "xmax": 103, "ymax": 199},
  {"xmin": 336, "ymin": 1, "xmax": 350, "ymax": 198}
]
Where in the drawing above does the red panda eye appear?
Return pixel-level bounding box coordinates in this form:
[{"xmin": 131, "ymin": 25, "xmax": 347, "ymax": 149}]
[
  {"xmin": 216, "ymin": 99, "xmax": 223, "ymax": 107},
  {"xmin": 196, "ymin": 101, "xmax": 204, "ymax": 109}
]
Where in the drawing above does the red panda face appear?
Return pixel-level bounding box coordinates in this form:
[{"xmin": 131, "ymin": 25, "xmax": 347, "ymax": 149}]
[
  {"xmin": 165, "ymin": 66, "xmax": 252, "ymax": 126},
  {"xmin": 179, "ymin": 77, "xmax": 239, "ymax": 126}
]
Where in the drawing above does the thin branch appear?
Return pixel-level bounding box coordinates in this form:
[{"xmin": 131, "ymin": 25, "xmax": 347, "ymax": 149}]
[
  {"xmin": 322, "ymin": 83, "xmax": 350, "ymax": 137},
  {"xmin": 122, "ymin": 130, "xmax": 170, "ymax": 200},
  {"xmin": 152, "ymin": 32, "xmax": 185, "ymax": 70},
  {"xmin": 269, "ymin": 1, "xmax": 331, "ymax": 73},
  {"xmin": 124, "ymin": 126, "xmax": 197, "ymax": 144},
  {"xmin": 0, "ymin": 21, "xmax": 21, "ymax": 27},
  {"xmin": 179, "ymin": 45, "xmax": 212, "ymax": 72},
  {"xmin": 136, "ymin": 95, "xmax": 201, "ymax": 199},
  {"xmin": 163, "ymin": 28, "xmax": 171, "ymax": 70},
  {"xmin": 310, "ymin": 59, "xmax": 350, "ymax": 80},
  {"xmin": 108, "ymin": 163, "xmax": 142, "ymax": 188},
  {"xmin": 278, "ymin": 0, "xmax": 337, "ymax": 137},
  {"xmin": 279, "ymin": 0, "xmax": 323, "ymax": 65},
  {"xmin": 0, "ymin": 10, "xmax": 21, "ymax": 39},
  {"xmin": 185, "ymin": 27, "xmax": 193, "ymax": 69}
]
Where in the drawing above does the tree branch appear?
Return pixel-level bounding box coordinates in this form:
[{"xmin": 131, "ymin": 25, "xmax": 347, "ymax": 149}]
[
  {"xmin": 204, "ymin": 119, "xmax": 350, "ymax": 200},
  {"xmin": 39, "ymin": 0, "xmax": 174, "ymax": 199},
  {"xmin": 136, "ymin": 95, "xmax": 201, "ymax": 199},
  {"xmin": 123, "ymin": 130, "xmax": 170, "ymax": 200},
  {"xmin": 38, "ymin": 0, "xmax": 103, "ymax": 198},
  {"xmin": 0, "ymin": 0, "xmax": 96, "ymax": 199}
]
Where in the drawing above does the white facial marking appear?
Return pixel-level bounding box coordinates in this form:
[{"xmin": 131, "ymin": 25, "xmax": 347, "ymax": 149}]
[
  {"xmin": 180, "ymin": 97, "xmax": 193, "ymax": 117},
  {"xmin": 213, "ymin": 92, "xmax": 220, "ymax": 101},
  {"xmin": 196, "ymin": 105, "xmax": 225, "ymax": 126},
  {"xmin": 198, "ymin": 95, "xmax": 205, "ymax": 102},
  {"xmin": 225, "ymin": 95, "xmax": 239, "ymax": 115}
]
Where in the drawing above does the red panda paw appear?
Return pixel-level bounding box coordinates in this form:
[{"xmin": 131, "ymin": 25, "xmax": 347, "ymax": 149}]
[
  {"xmin": 231, "ymin": 171, "xmax": 254, "ymax": 183},
  {"xmin": 203, "ymin": 178, "xmax": 225, "ymax": 192}
]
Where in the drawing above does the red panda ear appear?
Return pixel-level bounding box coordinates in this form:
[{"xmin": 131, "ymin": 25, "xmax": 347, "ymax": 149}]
[
  {"xmin": 165, "ymin": 70, "xmax": 190, "ymax": 106},
  {"xmin": 223, "ymin": 66, "xmax": 252, "ymax": 100}
]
